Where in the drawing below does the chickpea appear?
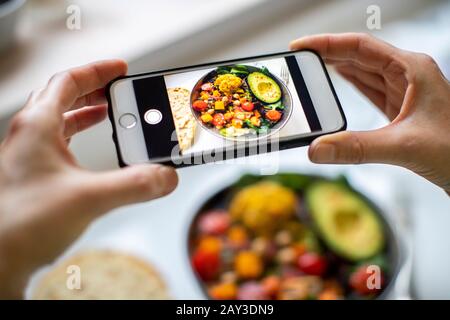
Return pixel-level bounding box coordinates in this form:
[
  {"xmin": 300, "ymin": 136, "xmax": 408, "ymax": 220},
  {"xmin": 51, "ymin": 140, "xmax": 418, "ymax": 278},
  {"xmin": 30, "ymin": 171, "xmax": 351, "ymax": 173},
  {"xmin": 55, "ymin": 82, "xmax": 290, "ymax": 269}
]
[
  {"xmin": 233, "ymin": 93, "xmax": 240, "ymax": 99},
  {"xmin": 275, "ymin": 230, "xmax": 292, "ymax": 246},
  {"xmin": 233, "ymin": 100, "xmax": 241, "ymax": 106},
  {"xmin": 222, "ymin": 96, "xmax": 228, "ymax": 103},
  {"xmin": 221, "ymin": 271, "xmax": 237, "ymax": 284},
  {"xmin": 276, "ymin": 247, "xmax": 297, "ymax": 264},
  {"xmin": 207, "ymin": 109, "xmax": 215, "ymax": 114}
]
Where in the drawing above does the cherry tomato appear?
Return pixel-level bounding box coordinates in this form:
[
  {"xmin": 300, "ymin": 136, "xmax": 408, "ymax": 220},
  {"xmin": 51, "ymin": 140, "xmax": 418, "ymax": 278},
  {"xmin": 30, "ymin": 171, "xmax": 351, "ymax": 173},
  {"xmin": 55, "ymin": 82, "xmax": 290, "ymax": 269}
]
[
  {"xmin": 212, "ymin": 113, "xmax": 225, "ymax": 127},
  {"xmin": 297, "ymin": 252, "xmax": 327, "ymax": 276},
  {"xmin": 192, "ymin": 249, "xmax": 220, "ymax": 281},
  {"xmin": 241, "ymin": 102, "xmax": 254, "ymax": 112},
  {"xmin": 262, "ymin": 276, "xmax": 281, "ymax": 298},
  {"xmin": 197, "ymin": 210, "xmax": 230, "ymax": 235},
  {"xmin": 201, "ymin": 83, "xmax": 213, "ymax": 91},
  {"xmin": 349, "ymin": 264, "xmax": 385, "ymax": 295},
  {"xmin": 193, "ymin": 100, "xmax": 208, "ymax": 111},
  {"xmin": 265, "ymin": 109, "xmax": 282, "ymax": 122}
]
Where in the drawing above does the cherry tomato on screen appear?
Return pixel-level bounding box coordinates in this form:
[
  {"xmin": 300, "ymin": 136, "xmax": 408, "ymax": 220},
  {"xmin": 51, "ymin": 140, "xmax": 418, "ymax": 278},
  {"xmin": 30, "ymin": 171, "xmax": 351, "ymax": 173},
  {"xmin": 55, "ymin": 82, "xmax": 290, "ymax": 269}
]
[
  {"xmin": 265, "ymin": 110, "xmax": 281, "ymax": 122},
  {"xmin": 241, "ymin": 102, "xmax": 254, "ymax": 112},
  {"xmin": 201, "ymin": 83, "xmax": 213, "ymax": 91},
  {"xmin": 193, "ymin": 100, "xmax": 208, "ymax": 112},
  {"xmin": 212, "ymin": 113, "xmax": 225, "ymax": 127}
]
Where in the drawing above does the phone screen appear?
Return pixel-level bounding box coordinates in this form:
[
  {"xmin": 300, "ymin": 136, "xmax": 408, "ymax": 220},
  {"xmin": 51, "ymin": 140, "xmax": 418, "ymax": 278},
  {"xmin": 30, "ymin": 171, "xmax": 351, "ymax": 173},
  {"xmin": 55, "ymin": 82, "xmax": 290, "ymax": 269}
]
[{"xmin": 131, "ymin": 55, "xmax": 322, "ymax": 162}]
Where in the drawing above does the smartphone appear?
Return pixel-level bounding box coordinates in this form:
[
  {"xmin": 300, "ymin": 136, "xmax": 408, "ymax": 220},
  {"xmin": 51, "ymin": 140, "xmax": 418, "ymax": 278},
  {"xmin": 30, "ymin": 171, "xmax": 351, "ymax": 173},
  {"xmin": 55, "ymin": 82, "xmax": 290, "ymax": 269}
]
[{"xmin": 107, "ymin": 50, "xmax": 346, "ymax": 167}]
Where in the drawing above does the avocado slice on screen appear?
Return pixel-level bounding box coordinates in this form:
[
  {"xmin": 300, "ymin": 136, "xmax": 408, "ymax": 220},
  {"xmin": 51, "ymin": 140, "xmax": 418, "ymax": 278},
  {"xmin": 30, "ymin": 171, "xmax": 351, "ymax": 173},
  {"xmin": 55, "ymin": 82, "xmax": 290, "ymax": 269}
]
[
  {"xmin": 306, "ymin": 182, "xmax": 385, "ymax": 261},
  {"xmin": 247, "ymin": 72, "xmax": 281, "ymax": 104}
]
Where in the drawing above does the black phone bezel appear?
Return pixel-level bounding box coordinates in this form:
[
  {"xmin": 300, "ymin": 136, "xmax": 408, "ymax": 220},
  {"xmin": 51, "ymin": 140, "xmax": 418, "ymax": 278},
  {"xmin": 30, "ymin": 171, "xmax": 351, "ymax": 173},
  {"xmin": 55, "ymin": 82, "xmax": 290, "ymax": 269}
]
[{"xmin": 106, "ymin": 49, "xmax": 347, "ymax": 168}]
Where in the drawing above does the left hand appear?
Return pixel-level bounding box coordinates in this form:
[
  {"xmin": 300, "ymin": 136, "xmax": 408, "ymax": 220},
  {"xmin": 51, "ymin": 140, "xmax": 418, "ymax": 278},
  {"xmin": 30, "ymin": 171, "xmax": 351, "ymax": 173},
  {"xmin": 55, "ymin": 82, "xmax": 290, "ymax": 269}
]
[{"xmin": 0, "ymin": 60, "xmax": 178, "ymax": 298}]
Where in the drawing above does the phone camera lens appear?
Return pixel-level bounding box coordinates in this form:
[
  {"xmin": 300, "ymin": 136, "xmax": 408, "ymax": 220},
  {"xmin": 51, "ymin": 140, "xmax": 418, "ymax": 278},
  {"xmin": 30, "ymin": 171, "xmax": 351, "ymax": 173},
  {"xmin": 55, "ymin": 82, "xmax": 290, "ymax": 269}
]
[{"xmin": 144, "ymin": 109, "xmax": 162, "ymax": 125}]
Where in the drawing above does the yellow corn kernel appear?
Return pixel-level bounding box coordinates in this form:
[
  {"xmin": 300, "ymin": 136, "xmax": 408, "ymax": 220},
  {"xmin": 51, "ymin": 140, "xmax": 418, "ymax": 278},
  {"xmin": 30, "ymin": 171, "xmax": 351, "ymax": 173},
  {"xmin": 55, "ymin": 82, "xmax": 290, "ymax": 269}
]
[
  {"xmin": 215, "ymin": 101, "xmax": 225, "ymax": 110},
  {"xmin": 234, "ymin": 251, "xmax": 263, "ymax": 279},
  {"xmin": 232, "ymin": 119, "xmax": 243, "ymax": 128},
  {"xmin": 250, "ymin": 116, "xmax": 261, "ymax": 127},
  {"xmin": 201, "ymin": 113, "xmax": 213, "ymax": 123}
]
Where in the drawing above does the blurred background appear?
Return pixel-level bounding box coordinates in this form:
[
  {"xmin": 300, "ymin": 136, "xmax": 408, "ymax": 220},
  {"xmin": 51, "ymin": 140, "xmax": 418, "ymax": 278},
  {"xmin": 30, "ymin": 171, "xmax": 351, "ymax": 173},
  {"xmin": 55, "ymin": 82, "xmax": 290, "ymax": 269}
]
[{"xmin": 1, "ymin": 0, "xmax": 449, "ymax": 299}]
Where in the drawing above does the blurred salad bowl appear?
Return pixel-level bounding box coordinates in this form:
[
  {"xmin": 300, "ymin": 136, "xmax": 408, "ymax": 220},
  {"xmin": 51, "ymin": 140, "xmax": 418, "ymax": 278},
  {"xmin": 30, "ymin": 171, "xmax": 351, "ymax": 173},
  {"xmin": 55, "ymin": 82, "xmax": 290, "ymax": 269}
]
[{"xmin": 186, "ymin": 173, "xmax": 407, "ymax": 300}]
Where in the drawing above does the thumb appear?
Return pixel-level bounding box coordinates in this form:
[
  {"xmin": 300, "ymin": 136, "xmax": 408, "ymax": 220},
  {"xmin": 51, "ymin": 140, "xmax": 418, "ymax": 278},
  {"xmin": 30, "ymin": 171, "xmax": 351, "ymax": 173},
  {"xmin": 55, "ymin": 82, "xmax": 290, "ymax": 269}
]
[
  {"xmin": 86, "ymin": 164, "xmax": 178, "ymax": 212},
  {"xmin": 308, "ymin": 128, "xmax": 403, "ymax": 165}
]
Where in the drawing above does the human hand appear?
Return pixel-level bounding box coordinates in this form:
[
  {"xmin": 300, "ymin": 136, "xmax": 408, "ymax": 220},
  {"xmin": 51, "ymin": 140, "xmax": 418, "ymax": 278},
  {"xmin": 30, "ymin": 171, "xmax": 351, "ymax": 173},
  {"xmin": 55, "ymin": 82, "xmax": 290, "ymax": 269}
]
[
  {"xmin": 290, "ymin": 33, "xmax": 450, "ymax": 194},
  {"xmin": 0, "ymin": 60, "xmax": 178, "ymax": 298}
]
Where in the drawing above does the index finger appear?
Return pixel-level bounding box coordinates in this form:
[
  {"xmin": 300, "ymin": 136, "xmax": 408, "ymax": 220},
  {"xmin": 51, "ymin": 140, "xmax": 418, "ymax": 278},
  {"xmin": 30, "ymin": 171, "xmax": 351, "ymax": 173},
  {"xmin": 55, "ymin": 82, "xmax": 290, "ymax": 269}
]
[
  {"xmin": 36, "ymin": 59, "xmax": 127, "ymax": 114},
  {"xmin": 289, "ymin": 33, "xmax": 402, "ymax": 73}
]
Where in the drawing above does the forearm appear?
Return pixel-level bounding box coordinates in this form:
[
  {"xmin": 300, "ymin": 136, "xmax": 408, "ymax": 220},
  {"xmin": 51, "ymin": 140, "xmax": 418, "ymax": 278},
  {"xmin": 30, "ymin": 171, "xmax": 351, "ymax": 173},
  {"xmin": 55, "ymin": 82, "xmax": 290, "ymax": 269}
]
[
  {"xmin": 0, "ymin": 231, "xmax": 35, "ymax": 299},
  {"xmin": 0, "ymin": 252, "xmax": 27, "ymax": 299}
]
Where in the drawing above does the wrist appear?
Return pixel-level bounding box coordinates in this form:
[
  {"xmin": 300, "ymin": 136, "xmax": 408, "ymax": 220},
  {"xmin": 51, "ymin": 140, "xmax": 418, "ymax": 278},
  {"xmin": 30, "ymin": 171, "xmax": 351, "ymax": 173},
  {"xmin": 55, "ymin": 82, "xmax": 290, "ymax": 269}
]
[
  {"xmin": 0, "ymin": 240, "xmax": 28, "ymax": 299},
  {"xmin": 0, "ymin": 260, "xmax": 26, "ymax": 299}
]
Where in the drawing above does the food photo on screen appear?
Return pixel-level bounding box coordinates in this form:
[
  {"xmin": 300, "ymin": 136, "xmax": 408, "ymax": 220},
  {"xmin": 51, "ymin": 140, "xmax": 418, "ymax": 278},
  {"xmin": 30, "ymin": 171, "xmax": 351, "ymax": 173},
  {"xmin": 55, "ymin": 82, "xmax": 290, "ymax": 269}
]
[{"xmin": 161, "ymin": 57, "xmax": 312, "ymax": 156}]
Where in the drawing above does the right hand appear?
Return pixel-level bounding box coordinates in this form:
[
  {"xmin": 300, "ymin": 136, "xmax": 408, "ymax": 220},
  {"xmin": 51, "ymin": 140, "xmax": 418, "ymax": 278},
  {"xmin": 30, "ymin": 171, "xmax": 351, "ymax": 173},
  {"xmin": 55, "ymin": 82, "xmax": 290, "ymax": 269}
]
[{"xmin": 290, "ymin": 33, "xmax": 450, "ymax": 194}]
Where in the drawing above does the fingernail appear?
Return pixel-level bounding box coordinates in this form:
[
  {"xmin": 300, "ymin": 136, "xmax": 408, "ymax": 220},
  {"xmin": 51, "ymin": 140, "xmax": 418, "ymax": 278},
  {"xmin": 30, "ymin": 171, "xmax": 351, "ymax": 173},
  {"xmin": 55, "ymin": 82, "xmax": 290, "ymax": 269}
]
[
  {"xmin": 288, "ymin": 41, "xmax": 297, "ymax": 50},
  {"xmin": 157, "ymin": 165, "xmax": 178, "ymax": 193},
  {"xmin": 310, "ymin": 143, "xmax": 336, "ymax": 163}
]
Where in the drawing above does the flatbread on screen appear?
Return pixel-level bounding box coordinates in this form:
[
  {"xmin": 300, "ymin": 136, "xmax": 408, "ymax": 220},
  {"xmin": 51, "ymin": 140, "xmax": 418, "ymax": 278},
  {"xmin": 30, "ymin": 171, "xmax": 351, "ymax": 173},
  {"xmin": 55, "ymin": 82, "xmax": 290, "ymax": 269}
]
[{"xmin": 167, "ymin": 87, "xmax": 196, "ymax": 152}]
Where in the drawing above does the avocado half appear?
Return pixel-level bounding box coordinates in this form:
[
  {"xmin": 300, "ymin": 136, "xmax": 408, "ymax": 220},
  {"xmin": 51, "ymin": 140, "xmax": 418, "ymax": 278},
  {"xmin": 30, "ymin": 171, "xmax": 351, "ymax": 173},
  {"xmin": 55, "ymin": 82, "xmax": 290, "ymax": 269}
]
[
  {"xmin": 306, "ymin": 182, "xmax": 385, "ymax": 261},
  {"xmin": 247, "ymin": 72, "xmax": 281, "ymax": 104}
]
